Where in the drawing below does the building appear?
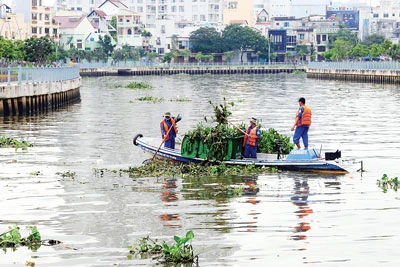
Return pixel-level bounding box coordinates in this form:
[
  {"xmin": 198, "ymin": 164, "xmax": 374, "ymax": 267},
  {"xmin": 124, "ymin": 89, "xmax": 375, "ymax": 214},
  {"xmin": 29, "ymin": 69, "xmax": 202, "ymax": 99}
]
[
  {"xmin": 0, "ymin": 3, "xmax": 29, "ymax": 40},
  {"xmin": 368, "ymin": 0, "xmax": 400, "ymax": 42},
  {"xmin": 224, "ymin": 0, "xmax": 255, "ymax": 26},
  {"xmin": 55, "ymin": 15, "xmax": 96, "ymax": 50},
  {"xmin": 13, "ymin": 0, "xmax": 59, "ymax": 40},
  {"xmin": 254, "ymin": 0, "xmax": 330, "ymax": 20}
]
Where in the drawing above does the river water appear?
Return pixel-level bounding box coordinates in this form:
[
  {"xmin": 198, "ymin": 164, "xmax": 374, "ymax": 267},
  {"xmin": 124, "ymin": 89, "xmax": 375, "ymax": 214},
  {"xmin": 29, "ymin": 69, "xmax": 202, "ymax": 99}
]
[{"xmin": 0, "ymin": 73, "xmax": 399, "ymax": 266}]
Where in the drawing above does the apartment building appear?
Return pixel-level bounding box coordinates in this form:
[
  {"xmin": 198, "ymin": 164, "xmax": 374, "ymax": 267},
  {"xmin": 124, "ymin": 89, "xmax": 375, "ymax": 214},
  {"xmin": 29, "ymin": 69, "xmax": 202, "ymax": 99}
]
[
  {"xmin": 14, "ymin": 0, "xmax": 59, "ymax": 40},
  {"xmin": 368, "ymin": 0, "xmax": 400, "ymax": 41}
]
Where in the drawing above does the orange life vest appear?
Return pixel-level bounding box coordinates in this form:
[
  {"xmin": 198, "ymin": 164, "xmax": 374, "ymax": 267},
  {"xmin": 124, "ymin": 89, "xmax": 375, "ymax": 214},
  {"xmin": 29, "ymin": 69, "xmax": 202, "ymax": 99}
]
[
  {"xmin": 296, "ymin": 105, "xmax": 312, "ymax": 126},
  {"xmin": 243, "ymin": 126, "xmax": 258, "ymax": 147},
  {"xmin": 161, "ymin": 118, "xmax": 178, "ymax": 139}
]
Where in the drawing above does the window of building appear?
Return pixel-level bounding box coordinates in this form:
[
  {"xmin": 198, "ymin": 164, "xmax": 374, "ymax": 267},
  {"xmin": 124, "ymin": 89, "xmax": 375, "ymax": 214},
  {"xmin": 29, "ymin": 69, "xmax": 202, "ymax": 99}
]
[
  {"xmin": 77, "ymin": 39, "xmax": 83, "ymax": 49},
  {"xmin": 137, "ymin": 7, "xmax": 143, "ymax": 12},
  {"xmin": 299, "ymin": 34, "xmax": 304, "ymax": 40},
  {"xmin": 32, "ymin": 0, "xmax": 38, "ymax": 6},
  {"xmin": 179, "ymin": 6, "xmax": 184, "ymax": 12},
  {"xmin": 287, "ymin": 36, "xmax": 296, "ymax": 46},
  {"xmin": 373, "ymin": 13, "xmax": 379, "ymax": 18},
  {"xmin": 228, "ymin": 1, "xmax": 237, "ymax": 9},
  {"xmin": 317, "ymin": 46, "xmax": 326, "ymax": 52},
  {"xmin": 284, "ymin": 22, "xmax": 289, "ymax": 27},
  {"xmin": 171, "ymin": 6, "xmax": 176, "ymax": 12},
  {"xmin": 45, "ymin": 14, "xmax": 49, "ymax": 20},
  {"xmin": 32, "ymin": 13, "xmax": 37, "ymax": 20},
  {"xmin": 90, "ymin": 37, "xmax": 95, "ymax": 41},
  {"xmin": 45, "ymin": 28, "xmax": 49, "ymax": 35},
  {"xmin": 322, "ymin": 35, "xmax": 326, "ymax": 41},
  {"xmin": 128, "ymin": 29, "xmax": 132, "ymax": 35},
  {"xmin": 32, "ymin": 27, "xmax": 37, "ymax": 34},
  {"xmin": 192, "ymin": 15, "xmax": 197, "ymax": 21},
  {"xmin": 383, "ymin": 13, "xmax": 388, "ymax": 18},
  {"xmin": 200, "ymin": 15, "xmax": 205, "ymax": 21}
]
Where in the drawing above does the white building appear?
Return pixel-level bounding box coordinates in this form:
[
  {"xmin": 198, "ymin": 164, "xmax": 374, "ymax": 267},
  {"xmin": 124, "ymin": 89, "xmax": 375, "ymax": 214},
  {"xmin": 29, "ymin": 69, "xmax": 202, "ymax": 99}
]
[
  {"xmin": 254, "ymin": 0, "xmax": 331, "ymax": 19},
  {"xmin": 13, "ymin": 0, "xmax": 59, "ymax": 40}
]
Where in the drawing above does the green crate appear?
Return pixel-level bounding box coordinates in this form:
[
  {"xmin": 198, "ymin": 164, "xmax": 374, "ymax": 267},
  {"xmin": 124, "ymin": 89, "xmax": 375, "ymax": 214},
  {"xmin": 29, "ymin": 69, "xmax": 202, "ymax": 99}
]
[
  {"xmin": 198, "ymin": 136, "xmax": 244, "ymax": 161},
  {"xmin": 228, "ymin": 136, "xmax": 244, "ymax": 159},
  {"xmin": 181, "ymin": 135, "xmax": 199, "ymax": 158}
]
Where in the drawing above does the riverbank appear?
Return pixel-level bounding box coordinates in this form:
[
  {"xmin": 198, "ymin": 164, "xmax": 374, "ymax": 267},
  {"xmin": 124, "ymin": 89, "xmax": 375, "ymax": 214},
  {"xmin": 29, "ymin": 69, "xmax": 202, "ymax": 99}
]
[
  {"xmin": 307, "ymin": 61, "xmax": 400, "ymax": 84},
  {"xmin": 0, "ymin": 77, "xmax": 81, "ymax": 116},
  {"xmin": 79, "ymin": 65, "xmax": 305, "ymax": 77}
]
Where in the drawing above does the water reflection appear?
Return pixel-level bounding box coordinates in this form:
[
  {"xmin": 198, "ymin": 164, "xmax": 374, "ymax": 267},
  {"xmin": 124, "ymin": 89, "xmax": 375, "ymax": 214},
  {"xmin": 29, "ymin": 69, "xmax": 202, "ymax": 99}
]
[
  {"xmin": 241, "ymin": 177, "xmax": 260, "ymax": 233},
  {"xmin": 291, "ymin": 178, "xmax": 313, "ymax": 242},
  {"xmin": 159, "ymin": 178, "xmax": 180, "ymax": 228}
]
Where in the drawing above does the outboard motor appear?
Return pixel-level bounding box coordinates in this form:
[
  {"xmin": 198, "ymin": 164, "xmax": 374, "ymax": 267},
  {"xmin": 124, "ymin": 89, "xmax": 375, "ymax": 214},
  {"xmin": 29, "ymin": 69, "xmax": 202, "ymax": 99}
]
[{"xmin": 325, "ymin": 150, "xmax": 341, "ymax": 160}]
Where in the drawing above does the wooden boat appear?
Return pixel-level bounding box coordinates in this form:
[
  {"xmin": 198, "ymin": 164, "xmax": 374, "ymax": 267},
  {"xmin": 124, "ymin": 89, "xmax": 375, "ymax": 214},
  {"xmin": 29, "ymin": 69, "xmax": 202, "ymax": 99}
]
[{"xmin": 133, "ymin": 134, "xmax": 350, "ymax": 174}]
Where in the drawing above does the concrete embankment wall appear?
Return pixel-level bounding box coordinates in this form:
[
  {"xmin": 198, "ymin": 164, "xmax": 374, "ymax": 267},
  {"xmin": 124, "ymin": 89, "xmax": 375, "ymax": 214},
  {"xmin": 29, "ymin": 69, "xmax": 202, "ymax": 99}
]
[
  {"xmin": 0, "ymin": 78, "xmax": 81, "ymax": 116},
  {"xmin": 307, "ymin": 68, "xmax": 400, "ymax": 84},
  {"xmin": 80, "ymin": 66, "xmax": 305, "ymax": 76}
]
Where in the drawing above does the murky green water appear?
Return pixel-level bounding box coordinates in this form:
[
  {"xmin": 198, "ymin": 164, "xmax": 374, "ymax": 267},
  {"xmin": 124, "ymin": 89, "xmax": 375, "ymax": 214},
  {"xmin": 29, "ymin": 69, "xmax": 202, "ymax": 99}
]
[{"xmin": 1, "ymin": 73, "xmax": 399, "ymax": 266}]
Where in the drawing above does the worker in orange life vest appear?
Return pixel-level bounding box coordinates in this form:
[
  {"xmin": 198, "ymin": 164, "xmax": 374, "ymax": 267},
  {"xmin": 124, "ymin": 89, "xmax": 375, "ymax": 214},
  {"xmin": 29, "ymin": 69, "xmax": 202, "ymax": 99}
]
[
  {"xmin": 243, "ymin": 117, "xmax": 261, "ymax": 159},
  {"xmin": 291, "ymin": 97, "xmax": 312, "ymax": 149},
  {"xmin": 160, "ymin": 112, "xmax": 182, "ymax": 149}
]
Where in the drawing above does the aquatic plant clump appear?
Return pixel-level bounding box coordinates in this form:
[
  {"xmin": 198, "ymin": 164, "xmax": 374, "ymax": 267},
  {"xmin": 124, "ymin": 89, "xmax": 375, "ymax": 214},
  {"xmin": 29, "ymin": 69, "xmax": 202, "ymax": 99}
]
[
  {"xmin": 0, "ymin": 136, "xmax": 32, "ymax": 150},
  {"xmin": 125, "ymin": 81, "xmax": 152, "ymax": 89},
  {"xmin": 0, "ymin": 225, "xmax": 41, "ymax": 250},
  {"xmin": 129, "ymin": 230, "xmax": 198, "ymax": 264},
  {"xmin": 114, "ymin": 161, "xmax": 277, "ymax": 178},
  {"xmin": 377, "ymin": 174, "xmax": 399, "ymax": 193}
]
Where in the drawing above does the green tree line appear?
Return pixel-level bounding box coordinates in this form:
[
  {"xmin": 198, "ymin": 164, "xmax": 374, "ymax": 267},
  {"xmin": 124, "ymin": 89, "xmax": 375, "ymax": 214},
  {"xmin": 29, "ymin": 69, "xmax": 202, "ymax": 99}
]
[{"xmin": 322, "ymin": 26, "xmax": 400, "ymax": 61}]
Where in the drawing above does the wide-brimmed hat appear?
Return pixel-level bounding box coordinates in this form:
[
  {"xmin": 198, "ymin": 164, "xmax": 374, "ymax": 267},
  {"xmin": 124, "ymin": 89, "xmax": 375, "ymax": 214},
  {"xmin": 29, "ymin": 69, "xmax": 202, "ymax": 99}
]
[
  {"xmin": 250, "ymin": 117, "xmax": 257, "ymax": 124},
  {"xmin": 164, "ymin": 112, "xmax": 171, "ymax": 117}
]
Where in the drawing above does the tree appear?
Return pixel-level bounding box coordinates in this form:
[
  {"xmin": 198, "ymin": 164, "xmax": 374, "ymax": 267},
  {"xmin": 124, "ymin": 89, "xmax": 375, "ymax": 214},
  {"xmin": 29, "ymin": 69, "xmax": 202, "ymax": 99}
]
[
  {"xmin": 0, "ymin": 38, "xmax": 24, "ymax": 62},
  {"xmin": 24, "ymin": 37, "xmax": 55, "ymax": 65},
  {"xmin": 98, "ymin": 35, "xmax": 115, "ymax": 57},
  {"xmin": 388, "ymin": 44, "xmax": 400, "ymax": 60},
  {"xmin": 162, "ymin": 52, "xmax": 177, "ymax": 63},
  {"xmin": 109, "ymin": 16, "xmax": 118, "ymax": 41},
  {"xmin": 178, "ymin": 49, "xmax": 191, "ymax": 63},
  {"xmin": 329, "ymin": 25, "xmax": 359, "ymax": 47},
  {"xmin": 222, "ymin": 25, "xmax": 269, "ymax": 63},
  {"xmin": 189, "ymin": 27, "xmax": 223, "ymax": 53},
  {"xmin": 295, "ymin": 44, "xmax": 309, "ymax": 61},
  {"xmin": 352, "ymin": 43, "xmax": 370, "ymax": 58},
  {"xmin": 223, "ymin": 51, "xmax": 236, "ymax": 62},
  {"xmin": 146, "ymin": 52, "xmax": 159, "ymax": 63},
  {"xmin": 362, "ymin": 34, "xmax": 385, "ymax": 46}
]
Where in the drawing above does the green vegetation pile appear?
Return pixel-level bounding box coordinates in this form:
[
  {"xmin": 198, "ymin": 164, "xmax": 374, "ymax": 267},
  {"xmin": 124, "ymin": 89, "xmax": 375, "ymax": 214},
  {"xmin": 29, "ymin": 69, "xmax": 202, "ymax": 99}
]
[{"xmin": 183, "ymin": 99, "xmax": 294, "ymax": 161}]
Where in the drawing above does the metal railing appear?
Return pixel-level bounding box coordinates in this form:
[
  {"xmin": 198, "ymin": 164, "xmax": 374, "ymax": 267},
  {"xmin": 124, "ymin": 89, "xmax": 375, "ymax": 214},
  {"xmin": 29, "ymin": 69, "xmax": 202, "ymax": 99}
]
[
  {"xmin": 0, "ymin": 66, "xmax": 80, "ymax": 85},
  {"xmin": 308, "ymin": 61, "xmax": 400, "ymax": 71},
  {"xmin": 77, "ymin": 60, "xmax": 307, "ymax": 69}
]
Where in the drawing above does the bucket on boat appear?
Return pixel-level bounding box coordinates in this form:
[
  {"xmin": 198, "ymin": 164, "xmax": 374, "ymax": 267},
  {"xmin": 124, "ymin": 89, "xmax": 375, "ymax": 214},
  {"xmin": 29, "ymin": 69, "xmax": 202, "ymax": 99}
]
[{"xmin": 325, "ymin": 150, "xmax": 341, "ymax": 160}]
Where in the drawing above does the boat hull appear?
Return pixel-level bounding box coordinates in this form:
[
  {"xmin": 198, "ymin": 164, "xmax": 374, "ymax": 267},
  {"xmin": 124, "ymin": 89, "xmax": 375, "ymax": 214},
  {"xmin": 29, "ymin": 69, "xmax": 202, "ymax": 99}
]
[{"xmin": 133, "ymin": 134, "xmax": 349, "ymax": 174}]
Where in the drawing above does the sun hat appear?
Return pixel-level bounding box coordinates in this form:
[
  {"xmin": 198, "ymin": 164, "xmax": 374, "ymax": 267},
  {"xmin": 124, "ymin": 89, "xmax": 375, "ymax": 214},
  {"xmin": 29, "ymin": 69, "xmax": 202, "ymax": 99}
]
[
  {"xmin": 164, "ymin": 112, "xmax": 171, "ymax": 117},
  {"xmin": 250, "ymin": 117, "xmax": 257, "ymax": 124}
]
